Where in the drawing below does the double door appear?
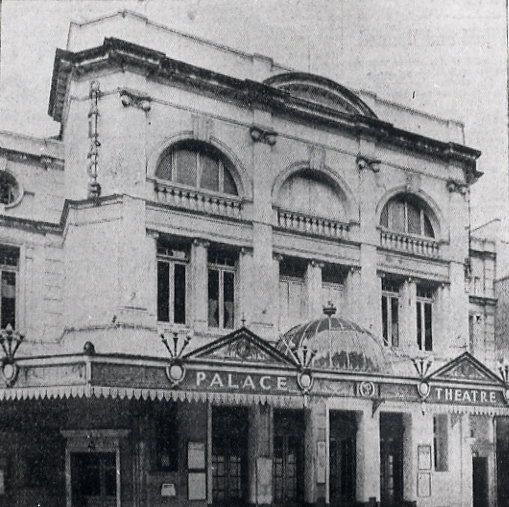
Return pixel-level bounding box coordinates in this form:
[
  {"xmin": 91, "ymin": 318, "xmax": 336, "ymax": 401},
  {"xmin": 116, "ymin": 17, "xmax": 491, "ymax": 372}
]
[
  {"xmin": 380, "ymin": 413, "xmax": 404, "ymax": 507},
  {"xmin": 273, "ymin": 409, "xmax": 304, "ymax": 507},
  {"xmin": 71, "ymin": 452, "xmax": 117, "ymax": 507},
  {"xmin": 329, "ymin": 411, "xmax": 356, "ymax": 506},
  {"xmin": 212, "ymin": 406, "xmax": 248, "ymax": 507}
]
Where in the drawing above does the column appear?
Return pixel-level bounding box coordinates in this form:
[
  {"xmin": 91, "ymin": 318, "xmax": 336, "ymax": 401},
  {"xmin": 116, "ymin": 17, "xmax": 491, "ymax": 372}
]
[
  {"xmin": 250, "ymin": 223, "xmax": 278, "ymax": 339},
  {"xmin": 402, "ymin": 413, "xmax": 414, "ymax": 501},
  {"xmin": 248, "ymin": 405, "xmax": 272, "ymax": 505},
  {"xmin": 303, "ymin": 400, "xmax": 327, "ymax": 505},
  {"xmin": 359, "ymin": 243, "xmax": 380, "ymax": 333},
  {"xmin": 411, "ymin": 410, "xmax": 434, "ymax": 502},
  {"xmin": 356, "ymin": 408, "xmax": 380, "ymax": 503},
  {"xmin": 273, "ymin": 254, "xmax": 283, "ymax": 334},
  {"xmin": 238, "ymin": 247, "xmax": 253, "ymax": 326},
  {"xmin": 146, "ymin": 230, "xmax": 159, "ymax": 323},
  {"xmin": 306, "ymin": 260, "xmax": 324, "ymax": 319},
  {"xmin": 357, "ymin": 137, "xmax": 380, "ymax": 335},
  {"xmin": 401, "ymin": 278, "xmax": 417, "ymax": 352},
  {"xmin": 191, "ymin": 239, "xmax": 209, "ymax": 333},
  {"xmin": 433, "ymin": 283, "xmax": 448, "ymax": 355},
  {"xmin": 346, "ymin": 267, "xmax": 361, "ymax": 324}
]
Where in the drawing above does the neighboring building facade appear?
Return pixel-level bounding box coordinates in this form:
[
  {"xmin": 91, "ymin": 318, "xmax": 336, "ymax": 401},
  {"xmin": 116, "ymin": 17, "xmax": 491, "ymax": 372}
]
[{"xmin": 0, "ymin": 10, "xmax": 506, "ymax": 507}]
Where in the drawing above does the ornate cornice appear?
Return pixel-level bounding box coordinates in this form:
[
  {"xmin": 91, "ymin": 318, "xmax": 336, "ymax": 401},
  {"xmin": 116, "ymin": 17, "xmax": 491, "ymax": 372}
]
[{"xmin": 49, "ymin": 37, "xmax": 482, "ymax": 180}]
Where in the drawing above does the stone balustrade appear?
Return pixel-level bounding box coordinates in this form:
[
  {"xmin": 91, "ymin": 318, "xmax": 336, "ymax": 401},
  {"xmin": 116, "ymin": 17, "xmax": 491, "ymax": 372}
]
[
  {"xmin": 276, "ymin": 209, "xmax": 350, "ymax": 240},
  {"xmin": 380, "ymin": 229, "xmax": 439, "ymax": 257},
  {"xmin": 154, "ymin": 181, "xmax": 243, "ymax": 219}
]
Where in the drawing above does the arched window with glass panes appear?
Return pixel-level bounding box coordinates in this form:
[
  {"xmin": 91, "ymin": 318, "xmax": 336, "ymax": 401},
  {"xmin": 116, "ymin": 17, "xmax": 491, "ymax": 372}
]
[
  {"xmin": 380, "ymin": 195, "xmax": 435, "ymax": 238},
  {"xmin": 155, "ymin": 141, "xmax": 238, "ymax": 196}
]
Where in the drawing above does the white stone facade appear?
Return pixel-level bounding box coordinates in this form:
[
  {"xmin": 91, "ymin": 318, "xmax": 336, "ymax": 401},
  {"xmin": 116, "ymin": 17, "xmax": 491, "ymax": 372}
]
[{"xmin": 0, "ymin": 10, "xmax": 504, "ymax": 507}]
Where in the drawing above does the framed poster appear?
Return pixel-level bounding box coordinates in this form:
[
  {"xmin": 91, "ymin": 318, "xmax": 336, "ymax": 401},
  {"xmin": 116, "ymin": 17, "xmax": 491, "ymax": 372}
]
[
  {"xmin": 418, "ymin": 445, "xmax": 432, "ymax": 470},
  {"xmin": 187, "ymin": 442, "xmax": 206, "ymax": 470},
  {"xmin": 316, "ymin": 441, "xmax": 326, "ymax": 483},
  {"xmin": 188, "ymin": 472, "xmax": 207, "ymax": 500},
  {"xmin": 417, "ymin": 472, "xmax": 431, "ymax": 497}
]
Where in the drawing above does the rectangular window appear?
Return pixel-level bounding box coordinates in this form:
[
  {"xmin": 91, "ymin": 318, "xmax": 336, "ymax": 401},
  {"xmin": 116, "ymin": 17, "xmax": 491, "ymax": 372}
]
[
  {"xmin": 417, "ymin": 286, "xmax": 433, "ymax": 351},
  {"xmin": 157, "ymin": 245, "xmax": 188, "ymax": 325},
  {"xmin": 279, "ymin": 258, "xmax": 307, "ymax": 330},
  {"xmin": 433, "ymin": 414, "xmax": 448, "ymax": 471},
  {"xmin": 0, "ymin": 246, "xmax": 18, "ymax": 329},
  {"xmin": 208, "ymin": 250, "xmax": 236, "ymax": 329},
  {"xmin": 382, "ymin": 278, "xmax": 400, "ymax": 347},
  {"xmin": 321, "ymin": 264, "xmax": 345, "ymax": 313}
]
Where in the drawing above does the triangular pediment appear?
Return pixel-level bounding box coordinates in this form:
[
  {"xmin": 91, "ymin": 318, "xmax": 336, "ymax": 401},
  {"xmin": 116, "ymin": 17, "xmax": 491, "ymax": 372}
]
[
  {"xmin": 184, "ymin": 327, "xmax": 296, "ymax": 366},
  {"xmin": 427, "ymin": 352, "xmax": 502, "ymax": 384}
]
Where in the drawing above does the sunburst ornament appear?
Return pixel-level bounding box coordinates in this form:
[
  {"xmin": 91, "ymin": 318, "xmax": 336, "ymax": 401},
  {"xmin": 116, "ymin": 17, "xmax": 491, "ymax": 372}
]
[
  {"xmin": 161, "ymin": 331, "xmax": 192, "ymax": 388},
  {"xmin": 0, "ymin": 324, "xmax": 24, "ymax": 387}
]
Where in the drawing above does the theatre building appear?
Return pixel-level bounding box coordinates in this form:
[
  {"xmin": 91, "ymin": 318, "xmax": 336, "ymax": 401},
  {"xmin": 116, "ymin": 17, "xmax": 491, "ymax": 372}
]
[{"xmin": 0, "ymin": 9, "xmax": 508, "ymax": 507}]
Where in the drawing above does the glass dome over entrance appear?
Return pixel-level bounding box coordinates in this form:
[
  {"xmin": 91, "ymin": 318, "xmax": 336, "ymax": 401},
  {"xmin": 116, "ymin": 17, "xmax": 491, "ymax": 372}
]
[{"xmin": 278, "ymin": 306, "xmax": 391, "ymax": 374}]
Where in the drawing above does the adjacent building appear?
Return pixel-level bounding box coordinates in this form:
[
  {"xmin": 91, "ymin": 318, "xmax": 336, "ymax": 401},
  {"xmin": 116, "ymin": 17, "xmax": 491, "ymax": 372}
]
[{"xmin": 0, "ymin": 10, "xmax": 506, "ymax": 507}]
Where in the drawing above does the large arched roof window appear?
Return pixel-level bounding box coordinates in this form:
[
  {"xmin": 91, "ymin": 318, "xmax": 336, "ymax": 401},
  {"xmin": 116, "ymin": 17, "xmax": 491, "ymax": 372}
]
[
  {"xmin": 380, "ymin": 194, "xmax": 435, "ymax": 238},
  {"xmin": 156, "ymin": 141, "xmax": 238, "ymax": 196}
]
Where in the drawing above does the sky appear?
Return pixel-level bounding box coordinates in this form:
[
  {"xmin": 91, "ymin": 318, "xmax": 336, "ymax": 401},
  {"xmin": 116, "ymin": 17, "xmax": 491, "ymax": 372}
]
[{"xmin": 0, "ymin": 0, "xmax": 507, "ymax": 228}]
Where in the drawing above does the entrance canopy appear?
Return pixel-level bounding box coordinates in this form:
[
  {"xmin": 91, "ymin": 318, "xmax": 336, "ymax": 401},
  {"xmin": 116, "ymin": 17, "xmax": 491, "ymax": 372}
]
[{"xmin": 0, "ymin": 328, "xmax": 508, "ymax": 415}]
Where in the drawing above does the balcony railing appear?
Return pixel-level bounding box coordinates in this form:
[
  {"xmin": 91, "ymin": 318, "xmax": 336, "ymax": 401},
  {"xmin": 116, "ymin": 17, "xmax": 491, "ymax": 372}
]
[
  {"xmin": 380, "ymin": 229, "xmax": 439, "ymax": 258},
  {"xmin": 153, "ymin": 181, "xmax": 243, "ymax": 219},
  {"xmin": 276, "ymin": 209, "xmax": 350, "ymax": 240}
]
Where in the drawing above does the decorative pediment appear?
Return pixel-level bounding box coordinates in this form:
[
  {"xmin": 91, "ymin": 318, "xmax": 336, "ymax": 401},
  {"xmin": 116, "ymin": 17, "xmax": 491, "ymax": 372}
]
[
  {"xmin": 427, "ymin": 352, "xmax": 502, "ymax": 384},
  {"xmin": 184, "ymin": 327, "xmax": 295, "ymax": 366}
]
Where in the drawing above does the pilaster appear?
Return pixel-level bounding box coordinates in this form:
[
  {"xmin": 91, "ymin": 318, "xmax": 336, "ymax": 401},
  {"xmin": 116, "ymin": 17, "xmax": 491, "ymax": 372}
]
[
  {"xmin": 346, "ymin": 267, "xmax": 362, "ymax": 324},
  {"xmin": 356, "ymin": 408, "xmax": 380, "ymax": 503},
  {"xmin": 401, "ymin": 278, "xmax": 417, "ymax": 353},
  {"xmin": 238, "ymin": 247, "xmax": 254, "ymax": 326},
  {"xmin": 307, "ymin": 260, "xmax": 324, "ymax": 319},
  {"xmin": 249, "ymin": 223, "xmax": 277, "ymax": 340},
  {"xmin": 248, "ymin": 405, "xmax": 272, "ymax": 505},
  {"xmin": 191, "ymin": 239, "xmax": 209, "ymax": 333}
]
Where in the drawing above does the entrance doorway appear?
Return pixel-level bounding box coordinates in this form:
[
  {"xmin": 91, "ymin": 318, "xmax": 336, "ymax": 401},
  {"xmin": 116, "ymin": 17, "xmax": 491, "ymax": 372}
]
[
  {"xmin": 70, "ymin": 452, "xmax": 117, "ymax": 507},
  {"xmin": 473, "ymin": 456, "xmax": 489, "ymax": 507},
  {"xmin": 273, "ymin": 409, "xmax": 304, "ymax": 507},
  {"xmin": 329, "ymin": 411, "xmax": 356, "ymax": 506},
  {"xmin": 380, "ymin": 413, "xmax": 404, "ymax": 507},
  {"xmin": 212, "ymin": 406, "xmax": 248, "ymax": 507},
  {"xmin": 497, "ymin": 417, "xmax": 509, "ymax": 507}
]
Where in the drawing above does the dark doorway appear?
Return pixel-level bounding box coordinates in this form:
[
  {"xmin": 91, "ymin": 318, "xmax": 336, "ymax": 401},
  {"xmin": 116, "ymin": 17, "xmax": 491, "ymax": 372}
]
[
  {"xmin": 273, "ymin": 409, "xmax": 305, "ymax": 507},
  {"xmin": 329, "ymin": 411, "xmax": 356, "ymax": 506},
  {"xmin": 498, "ymin": 417, "xmax": 509, "ymax": 507},
  {"xmin": 473, "ymin": 456, "xmax": 489, "ymax": 507},
  {"xmin": 70, "ymin": 452, "xmax": 117, "ymax": 507},
  {"xmin": 212, "ymin": 406, "xmax": 248, "ymax": 507},
  {"xmin": 380, "ymin": 413, "xmax": 404, "ymax": 507}
]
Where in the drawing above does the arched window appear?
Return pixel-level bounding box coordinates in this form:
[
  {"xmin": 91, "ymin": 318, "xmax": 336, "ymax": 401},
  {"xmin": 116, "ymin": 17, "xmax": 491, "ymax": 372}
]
[
  {"xmin": 156, "ymin": 141, "xmax": 238, "ymax": 196},
  {"xmin": 0, "ymin": 172, "xmax": 20, "ymax": 206},
  {"xmin": 380, "ymin": 195, "xmax": 435, "ymax": 238},
  {"xmin": 277, "ymin": 170, "xmax": 344, "ymax": 220}
]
